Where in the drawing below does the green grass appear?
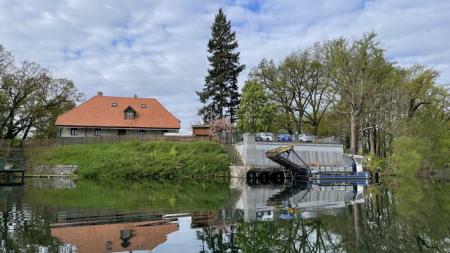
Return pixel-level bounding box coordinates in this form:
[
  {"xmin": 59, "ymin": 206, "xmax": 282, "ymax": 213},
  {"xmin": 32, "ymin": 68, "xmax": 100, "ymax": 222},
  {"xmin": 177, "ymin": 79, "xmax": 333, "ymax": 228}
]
[{"xmin": 25, "ymin": 141, "xmax": 230, "ymax": 179}]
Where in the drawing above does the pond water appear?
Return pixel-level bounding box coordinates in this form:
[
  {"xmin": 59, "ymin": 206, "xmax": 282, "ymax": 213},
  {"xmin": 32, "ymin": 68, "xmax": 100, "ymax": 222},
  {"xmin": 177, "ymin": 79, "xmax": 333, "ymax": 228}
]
[{"xmin": 0, "ymin": 177, "xmax": 449, "ymax": 252}]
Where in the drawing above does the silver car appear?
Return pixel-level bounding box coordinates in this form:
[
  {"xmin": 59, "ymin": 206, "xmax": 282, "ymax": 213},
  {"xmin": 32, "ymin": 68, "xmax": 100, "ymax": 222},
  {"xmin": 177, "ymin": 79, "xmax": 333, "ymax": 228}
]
[{"xmin": 298, "ymin": 133, "xmax": 313, "ymax": 142}]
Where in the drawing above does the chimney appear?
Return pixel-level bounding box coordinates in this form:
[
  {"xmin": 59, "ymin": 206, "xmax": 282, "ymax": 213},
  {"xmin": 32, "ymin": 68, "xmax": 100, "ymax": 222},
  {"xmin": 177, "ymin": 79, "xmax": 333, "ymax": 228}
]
[
  {"xmin": 134, "ymin": 94, "xmax": 138, "ymax": 98},
  {"xmin": 97, "ymin": 91, "xmax": 103, "ymax": 96}
]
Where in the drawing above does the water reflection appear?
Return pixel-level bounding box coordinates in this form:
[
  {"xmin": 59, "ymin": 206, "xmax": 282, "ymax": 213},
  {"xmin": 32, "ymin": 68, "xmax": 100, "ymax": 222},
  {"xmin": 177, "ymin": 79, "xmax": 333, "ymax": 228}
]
[
  {"xmin": 0, "ymin": 177, "xmax": 448, "ymax": 252},
  {"xmin": 230, "ymin": 178, "xmax": 366, "ymax": 222},
  {"xmin": 51, "ymin": 220, "xmax": 178, "ymax": 252}
]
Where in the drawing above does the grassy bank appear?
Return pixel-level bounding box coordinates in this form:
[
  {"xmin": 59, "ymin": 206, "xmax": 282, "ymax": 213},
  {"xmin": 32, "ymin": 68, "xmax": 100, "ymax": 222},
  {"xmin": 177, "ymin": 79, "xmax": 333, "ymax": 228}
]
[{"xmin": 26, "ymin": 141, "xmax": 230, "ymax": 179}]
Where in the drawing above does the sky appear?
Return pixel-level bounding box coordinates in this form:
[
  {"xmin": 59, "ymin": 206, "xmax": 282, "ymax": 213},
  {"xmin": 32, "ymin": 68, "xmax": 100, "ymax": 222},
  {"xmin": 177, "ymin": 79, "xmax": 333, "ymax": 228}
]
[{"xmin": 0, "ymin": 0, "xmax": 449, "ymax": 133}]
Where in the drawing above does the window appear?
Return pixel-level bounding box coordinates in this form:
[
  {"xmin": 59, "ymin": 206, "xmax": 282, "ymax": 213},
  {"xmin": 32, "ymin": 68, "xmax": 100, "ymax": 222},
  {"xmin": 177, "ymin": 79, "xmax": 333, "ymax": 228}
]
[
  {"xmin": 124, "ymin": 107, "xmax": 136, "ymax": 119},
  {"xmin": 139, "ymin": 130, "xmax": 146, "ymax": 136},
  {"xmin": 94, "ymin": 128, "xmax": 101, "ymax": 136},
  {"xmin": 70, "ymin": 128, "xmax": 78, "ymax": 136},
  {"xmin": 141, "ymin": 104, "xmax": 147, "ymax": 108},
  {"xmin": 112, "ymin": 102, "xmax": 117, "ymax": 107},
  {"xmin": 125, "ymin": 111, "xmax": 134, "ymax": 119}
]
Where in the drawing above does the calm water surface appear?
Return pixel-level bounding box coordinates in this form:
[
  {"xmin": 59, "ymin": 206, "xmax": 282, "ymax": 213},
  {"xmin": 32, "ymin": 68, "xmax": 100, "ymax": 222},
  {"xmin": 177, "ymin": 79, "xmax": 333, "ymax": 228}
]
[{"xmin": 0, "ymin": 177, "xmax": 449, "ymax": 252}]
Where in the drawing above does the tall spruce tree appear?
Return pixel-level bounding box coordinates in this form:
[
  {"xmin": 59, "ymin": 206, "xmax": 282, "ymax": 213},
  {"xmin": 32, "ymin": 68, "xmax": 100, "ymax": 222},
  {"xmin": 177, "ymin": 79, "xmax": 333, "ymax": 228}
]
[{"xmin": 197, "ymin": 8, "xmax": 245, "ymax": 124}]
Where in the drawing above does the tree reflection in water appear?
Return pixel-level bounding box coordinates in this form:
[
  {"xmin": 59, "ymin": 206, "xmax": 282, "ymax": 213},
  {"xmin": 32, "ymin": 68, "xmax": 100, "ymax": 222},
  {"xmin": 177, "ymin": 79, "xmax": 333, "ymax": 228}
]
[
  {"xmin": 0, "ymin": 187, "xmax": 68, "ymax": 252},
  {"xmin": 196, "ymin": 179, "xmax": 449, "ymax": 253},
  {"xmin": 0, "ymin": 177, "xmax": 448, "ymax": 252}
]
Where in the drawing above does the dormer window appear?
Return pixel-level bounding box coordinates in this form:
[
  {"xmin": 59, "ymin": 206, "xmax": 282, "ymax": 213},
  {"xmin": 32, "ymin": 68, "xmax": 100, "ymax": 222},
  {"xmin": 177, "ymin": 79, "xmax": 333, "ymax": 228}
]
[
  {"xmin": 124, "ymin": 107, "xmax": 136, "ymax": 120},
  {"xmin": 141, "ymin": 104, "xmax": 147, "ymax": 108}
]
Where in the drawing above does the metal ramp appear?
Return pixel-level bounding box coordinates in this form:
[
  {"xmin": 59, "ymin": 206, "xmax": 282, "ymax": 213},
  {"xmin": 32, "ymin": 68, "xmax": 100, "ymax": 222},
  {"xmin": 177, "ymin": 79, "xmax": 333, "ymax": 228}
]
[{"xmin": 265, "ymin": 145, "xmax": 311, "ymax": 179}]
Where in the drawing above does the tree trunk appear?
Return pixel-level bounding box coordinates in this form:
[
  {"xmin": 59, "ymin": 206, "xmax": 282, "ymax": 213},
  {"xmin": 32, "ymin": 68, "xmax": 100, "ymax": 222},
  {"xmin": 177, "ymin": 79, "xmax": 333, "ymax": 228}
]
[
  {"xmin": 376, "ymin": 131, "xmax": 382, "ymax": 157},
  {"xmin": 312, "ymin": 124, "xmax": 319, "ymax": 136},
  {"xmin": 298, "ymin": 111, "xmax": 304, "ymax": 134},
  {"xmin": 350, "ymin": 112, "xmax": 359, "ymax": 154},
  {"xmin": 369, "ymin": 128, "xmax": 376, "ymax": 155}
]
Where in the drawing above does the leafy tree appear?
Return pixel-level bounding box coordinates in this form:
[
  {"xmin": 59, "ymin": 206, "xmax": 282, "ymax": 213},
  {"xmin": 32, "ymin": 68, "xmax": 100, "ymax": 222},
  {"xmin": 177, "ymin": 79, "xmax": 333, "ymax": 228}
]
[
  {"xmin": 197, "ymin": 8, "xmax": 245, "ymax": 123},
  {"xmin": 302, "ymin": 43, "xmax": 334, "ymax": 135},
  {"xmin": 0, "ymin": 45, "xmax": 82, "ymax": 139},
  {"xmin": 325, "ymin": 33, "xmax": 388, "ymax": 154},
  {"xmin": 249, "ymin": 44, "xmax": 334, "ymax": 135},
  {"xmin": 249, "ymin": 59, "xmax": 297, "ymax": 133},
  {"xmin": 237, "ymin": 81, "xmax": 276, "ymax": 132},
  {"xmin": 401, "ymin": 64, "xmax": 440, "ymax": 119},
  {"xmin": 32, "ymin": 100, "xmax": 76, "ymax": 139}
]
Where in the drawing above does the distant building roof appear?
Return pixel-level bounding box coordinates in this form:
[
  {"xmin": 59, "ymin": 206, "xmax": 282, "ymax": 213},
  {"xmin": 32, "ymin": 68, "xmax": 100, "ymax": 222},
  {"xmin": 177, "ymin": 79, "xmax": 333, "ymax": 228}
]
[{"xmin": 55, "ymin": 94, "xmax": 180, "ymax": 129}]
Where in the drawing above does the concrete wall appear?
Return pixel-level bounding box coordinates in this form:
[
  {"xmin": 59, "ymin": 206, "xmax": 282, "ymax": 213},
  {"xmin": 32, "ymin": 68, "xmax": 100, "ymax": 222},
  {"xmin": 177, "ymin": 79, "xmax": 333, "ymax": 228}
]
[
  {"xmin": 59, "ymin": 127, "xmax": 164, "ymax": 137},
  {"xmin": 235, "ymin": 133, "xmax": 344, "ymax": 169}
]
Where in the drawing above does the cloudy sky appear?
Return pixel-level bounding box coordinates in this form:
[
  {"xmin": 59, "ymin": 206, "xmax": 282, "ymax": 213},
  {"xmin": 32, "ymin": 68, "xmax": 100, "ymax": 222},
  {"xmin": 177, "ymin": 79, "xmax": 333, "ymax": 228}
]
[{"xmin": 0, "ymin": 0, "xmax": 449, "ymax": 133}]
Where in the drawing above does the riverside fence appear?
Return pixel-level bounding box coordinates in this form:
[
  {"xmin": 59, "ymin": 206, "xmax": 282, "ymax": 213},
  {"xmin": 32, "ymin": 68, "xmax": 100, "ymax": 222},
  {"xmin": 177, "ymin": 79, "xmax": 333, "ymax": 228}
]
[{"xmin": 21, "ymin": 135, "xmax": 221, "ymax": 148}]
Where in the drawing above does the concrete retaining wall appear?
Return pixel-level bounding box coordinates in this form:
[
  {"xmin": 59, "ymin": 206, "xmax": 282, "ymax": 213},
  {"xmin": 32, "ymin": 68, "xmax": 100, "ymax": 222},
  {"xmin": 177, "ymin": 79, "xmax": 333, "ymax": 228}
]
[{"xmin": 235, "ymin": 133, "xmax": 344, "ymax": 170}]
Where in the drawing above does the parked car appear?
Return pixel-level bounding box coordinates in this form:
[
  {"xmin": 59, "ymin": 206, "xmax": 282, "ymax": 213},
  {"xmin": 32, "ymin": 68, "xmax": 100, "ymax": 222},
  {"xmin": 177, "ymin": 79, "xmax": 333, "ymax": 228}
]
[
  {"xmin": 256, "ymin": 132, "xmax": 274, "ymax": 142},
  {"xmin": 299, "ymin": 133, "xmax": 314, "ymax": 142},
  {"xmin": 278, "ymin": 133, "xmax": 293, "ymax": 142}
]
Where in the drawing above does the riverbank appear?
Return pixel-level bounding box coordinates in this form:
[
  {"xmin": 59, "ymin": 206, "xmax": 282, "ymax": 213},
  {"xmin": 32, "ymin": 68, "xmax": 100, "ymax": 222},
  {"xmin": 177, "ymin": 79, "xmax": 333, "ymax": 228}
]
[{"xmin": 25, "ymin": 141, "xmax": 230, "ymax": 179}]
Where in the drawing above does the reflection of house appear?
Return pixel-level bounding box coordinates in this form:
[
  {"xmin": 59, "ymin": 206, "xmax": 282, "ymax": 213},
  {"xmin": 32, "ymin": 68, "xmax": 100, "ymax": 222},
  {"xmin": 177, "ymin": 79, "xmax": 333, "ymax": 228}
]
[
  {"xmin": 51, "ymin": 220, "xmax": 178, "ymax": 253},
  {"xmin": 55, "ymin": 92, "xmax": 180, "ymax": 137}
]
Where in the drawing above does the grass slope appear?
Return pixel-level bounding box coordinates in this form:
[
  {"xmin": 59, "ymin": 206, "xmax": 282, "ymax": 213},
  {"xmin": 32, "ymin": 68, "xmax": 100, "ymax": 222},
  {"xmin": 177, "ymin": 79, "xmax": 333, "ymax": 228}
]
[{"xmin": 26, "ymin": 141, "xmax": 230, "ymax": 179}]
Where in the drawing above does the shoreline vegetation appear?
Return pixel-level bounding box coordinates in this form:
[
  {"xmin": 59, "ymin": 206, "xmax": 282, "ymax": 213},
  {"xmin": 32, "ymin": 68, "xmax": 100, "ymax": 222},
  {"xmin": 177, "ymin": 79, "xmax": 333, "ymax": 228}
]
[{"xmin": 25, "ymin": 141, "xmax": 230, "ymax": 180}]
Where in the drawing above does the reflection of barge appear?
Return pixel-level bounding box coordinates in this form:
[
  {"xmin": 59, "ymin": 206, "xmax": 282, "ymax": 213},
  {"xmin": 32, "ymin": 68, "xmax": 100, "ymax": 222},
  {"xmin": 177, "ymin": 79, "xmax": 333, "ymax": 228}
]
[
  {"xmin": 312, "ymin": 171, "xmax": 370, "ymax": 183},
  {"xmin": 232, "ymin": 178, "xmax": 368, "ymax": 222}
]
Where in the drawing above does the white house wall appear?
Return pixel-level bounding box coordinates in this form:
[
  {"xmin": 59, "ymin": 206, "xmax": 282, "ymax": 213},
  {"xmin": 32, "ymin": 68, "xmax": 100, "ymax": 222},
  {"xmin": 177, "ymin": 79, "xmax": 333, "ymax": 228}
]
[{"xmin": 59, "ymin": 127, "xmax": 164, "ymax": 137}]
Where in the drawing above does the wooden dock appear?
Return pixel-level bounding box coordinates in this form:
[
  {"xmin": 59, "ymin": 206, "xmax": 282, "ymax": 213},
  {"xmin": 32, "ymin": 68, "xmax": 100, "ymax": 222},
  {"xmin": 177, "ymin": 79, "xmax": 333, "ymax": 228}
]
[{"xmin": 0, "ymin": 168, "xmax": 25, "ymax": 185}]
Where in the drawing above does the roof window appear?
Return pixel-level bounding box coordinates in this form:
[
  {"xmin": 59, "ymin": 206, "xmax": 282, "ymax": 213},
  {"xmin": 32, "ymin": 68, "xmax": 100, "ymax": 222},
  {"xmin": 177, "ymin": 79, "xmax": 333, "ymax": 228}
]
[
  {"xmin": 112, "ymin": 102, "xmax": 117, "ymax": 107},
  {"xmin": 141, "ymin": 104, "xmax": 147, "ymax": 108},
  {"xmin": 124, "ymin": 107, "xmax": 136, "ymax": 120}
]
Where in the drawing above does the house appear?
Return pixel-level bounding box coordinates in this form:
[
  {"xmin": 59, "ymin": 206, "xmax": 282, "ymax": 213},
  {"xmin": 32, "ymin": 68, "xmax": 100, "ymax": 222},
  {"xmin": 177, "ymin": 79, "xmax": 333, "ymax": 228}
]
[
  {"xmin": 51, "ymin": 220, "xmax": 178, "ymax": 252},
  {"xmin": 192, "ymin": 124, "xmax": 211, "ymax": 137},
  {"xmin": 55, "ymin": 92, "xmax": 180, "ymax": 137}
]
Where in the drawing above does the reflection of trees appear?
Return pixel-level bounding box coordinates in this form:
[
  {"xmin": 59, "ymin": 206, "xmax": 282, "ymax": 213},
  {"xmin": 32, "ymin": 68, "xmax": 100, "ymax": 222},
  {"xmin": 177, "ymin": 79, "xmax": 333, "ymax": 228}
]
[
  {"xmin": 236, "ymin": 219, "xmax": 340, "ymax": 253},
  {"xmin": 196, "ymin": 218, "xmax": 340, "ymax": 253},
  {"xmin": 196, "ymin": 179, "xmax": 449, "ymax": 252},
  {"xmin": 0, "ymin": 200, "xmax": 63, "ymax": 251},
  {"xmin": 323, "ymin": 180, "xmax": 450, "ymax": 252},
  {"xmin": 196, "ymin": 225, "xmax": 239, "ymax": 253}
]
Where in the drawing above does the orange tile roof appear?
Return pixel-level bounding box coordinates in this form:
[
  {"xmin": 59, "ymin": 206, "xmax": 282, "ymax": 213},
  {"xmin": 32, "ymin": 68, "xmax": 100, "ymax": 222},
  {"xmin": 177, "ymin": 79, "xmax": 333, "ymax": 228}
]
[{"xmin": 55, "ymin": 95, "xmax": 180, "ymax": 129}]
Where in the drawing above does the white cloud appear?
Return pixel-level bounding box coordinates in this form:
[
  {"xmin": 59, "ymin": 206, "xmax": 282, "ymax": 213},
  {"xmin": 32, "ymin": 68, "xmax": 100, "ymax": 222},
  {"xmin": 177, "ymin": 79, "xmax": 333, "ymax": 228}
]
[{"xmin": 0, "ymin": 0, "xmax": 449, "ymax": 133}]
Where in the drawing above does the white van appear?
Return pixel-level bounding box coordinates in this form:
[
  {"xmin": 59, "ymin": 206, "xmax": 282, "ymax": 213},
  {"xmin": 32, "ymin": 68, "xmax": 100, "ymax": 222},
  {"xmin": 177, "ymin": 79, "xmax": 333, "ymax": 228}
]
[{"xmin": 255, "ymin": 132, "xmax": 274, "ymax": 142}]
